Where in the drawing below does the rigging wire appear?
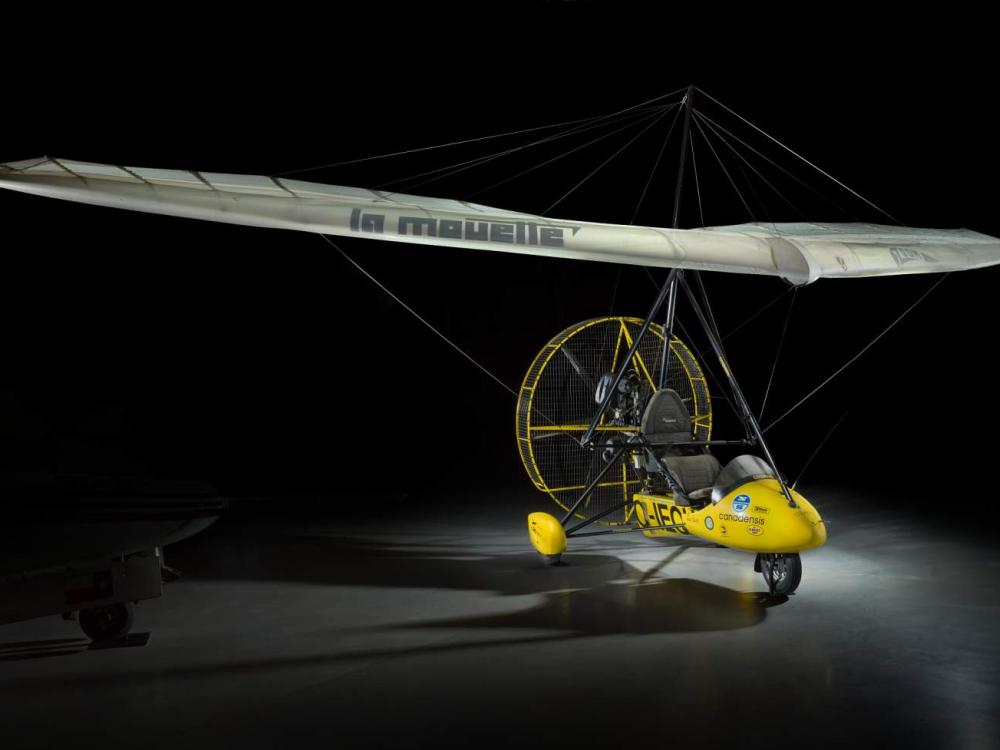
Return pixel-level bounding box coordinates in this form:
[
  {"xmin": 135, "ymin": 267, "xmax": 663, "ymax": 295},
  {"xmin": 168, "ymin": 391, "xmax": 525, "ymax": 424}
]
[
  {"xmin": 719, "ymin": 287, "xmax": 793, "ymax": 344},
  {"xmin": 464, "ymin": 106, "xmax": 671, "ymax": 200},
  {"xmin": 642, "ymin": 266, "xmax": 794, "ymax": 358},
  {"xmin": 693, "ymin": 271, "xmax": 725, "ymax": 349},
  {"xmin": 792, "ymin": 412, "xmax": 848, "ymax": 489},
  {"xmin": 630, "ymin": 103, "xmax": 685, "ymax": 223},
  {"xmin": 696, "ymin": 111, "xmax": 805, "ymax": 222},
  {"xmin": 598, "ymin": 101, "xmax": 687, "ymax": 406},
  {"xmin": 311, "ymin": 85, "xmax": 931, "ymax": 460},
  {"xmin": 544, "ymin": 108, "xmax": 673, "ymax": 215},
  {"xmin": 692, "ymin": 110, "xmax": 776, "ymax": 230},
  {"xmin": 319, "ymin": 234, "xmax": 517, "ymax": 399},
  {"xmin": 688, "ymin": 269, "xmax": 751, "ymax": 436},
  {"xmin": 642, "ymin": 267, "xmax": 742, "ymax": 419},
  {"xmin": 684, "ymin": 285, "xmax": 795, "ymax": 404},
  {"xmin": 275, "ymin": 87, "xmax": 689, "ymax": 177},
  {"xmin": 670, "ymin": 314, "xmax": 738, "ymax": 409},
  {"xmin": 319, "ymin": 234, "xmax": 579, "ymax": 442},
  {"xmin": 759, "ymin": 288, "xmax": 797, "ymax": 420},
  {"xmin": 692, "ymin": 116, "xmax": 755, "ymax": 222},
  {"xmin": 694, "ymin": 109, "xmax": 850, "ymax": 220},
  {"xmin": 763, "ymin": 273, "xmax": 951, "ymax": 433},
  {"xmin": 725, "ymin": 137, "xmax": 776, "ymax": 231},
  {"xmin": 690, "ymin": 133, "xmax": 706, "ymax": 227},
  {"xmin": 696, "ymin": 87, "xmax": 899, "ymax": 223},
  {"xmin": 383, "ymin": 104, "xmax": 668, "ymax": 195},
  {"xmin": 310, "ymin": 91, "xmax": 708, "ymax": 448},
  {"xmin": 382, "ymin": 105, "xmax": 663, "ymax": 188},
  {"xmin": 607, "ymin": 265, "xmax": 623, "ymax": 315}
]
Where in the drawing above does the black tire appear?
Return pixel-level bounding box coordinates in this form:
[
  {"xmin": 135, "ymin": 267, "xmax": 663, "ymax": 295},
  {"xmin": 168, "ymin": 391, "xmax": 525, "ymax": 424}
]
[
  {"xmin": 79, "ymin": 602, "xmax": 134, "ymax": 642},
  {"xmin": 759, "ymin": 553, "xmax": 802, "ymax": 595}
]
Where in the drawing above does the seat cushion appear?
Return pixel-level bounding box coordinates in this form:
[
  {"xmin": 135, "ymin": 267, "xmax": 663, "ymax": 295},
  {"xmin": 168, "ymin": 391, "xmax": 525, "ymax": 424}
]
[{"xmin": 661, "ymin": 454, "xmax": 723, "ymax": 493}]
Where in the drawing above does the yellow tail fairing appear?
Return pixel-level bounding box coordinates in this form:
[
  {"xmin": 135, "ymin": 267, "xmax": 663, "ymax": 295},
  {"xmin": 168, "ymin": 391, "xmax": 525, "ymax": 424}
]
[
  {"xmin": 527, "ymin": 512, "xmax": 567, "ymax": 558},
  {"xmin": 632, "ymin": 480, "xmax": 826, "ymax": 553},
  {"xmin": 516, "ymin": 317, "xmax": 711, "ymax": 526}
]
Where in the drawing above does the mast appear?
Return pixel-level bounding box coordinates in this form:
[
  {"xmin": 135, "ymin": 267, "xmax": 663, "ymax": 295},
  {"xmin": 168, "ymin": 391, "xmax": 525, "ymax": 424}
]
[
  {"xmin": 554, "ymin": 85, "xmax": 797, "ymax": 531},
  {"xmin": 666, "ymin": 86, "xmax": 795, "ymax": 506},
  {"xmin": 586, "ymin": 86, "xmax": 699, "ymax": 445},
  {"xmin": 671, "ymin": 85, "xmax": 695, "ymax": 229},
  {"xmin": 659, "ymin": 85, "xmax": 694, "ymax": 387}
]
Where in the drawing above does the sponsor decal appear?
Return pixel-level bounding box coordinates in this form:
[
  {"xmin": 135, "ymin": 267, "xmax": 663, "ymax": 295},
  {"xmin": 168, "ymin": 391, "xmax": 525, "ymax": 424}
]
[
  {"xmin": 752, "ymin": 505, "xmax": 770, "ymax": 514},
  {"xmin": 349, "ymin": 209, "xmax": 580, "ymax": 248},
  {"xmin": 718, "ymin": 512, "xmax": 766, "ymax": 526},
  {"xmin": 747, "ymin": 526, "xmax": 763, "ymax": 536},
  {"xmin": 705, "ymin": 516, "xmax": 714, "ymax": 531},
  {"xmin": 732, "ymin": 494, "xmax": 751, "ymax": 514}
]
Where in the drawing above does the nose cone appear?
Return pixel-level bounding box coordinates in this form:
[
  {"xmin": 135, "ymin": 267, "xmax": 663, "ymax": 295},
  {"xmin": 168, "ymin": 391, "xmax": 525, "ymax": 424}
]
[{"xmin": 686, "ymin": 479, "xmax": 828, "ymax": 553}]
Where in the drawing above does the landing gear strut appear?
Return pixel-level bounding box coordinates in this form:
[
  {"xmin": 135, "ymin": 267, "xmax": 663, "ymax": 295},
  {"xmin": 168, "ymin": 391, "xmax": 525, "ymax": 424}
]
[{"xmin": 756, "ymin": 553, "xmax": 802, "ymax": 596}]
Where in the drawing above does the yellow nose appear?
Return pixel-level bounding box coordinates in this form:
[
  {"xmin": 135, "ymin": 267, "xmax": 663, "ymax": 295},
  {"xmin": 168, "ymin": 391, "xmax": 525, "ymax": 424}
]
[{"xmin": 810, "ymin": 516, "xmax": 828, "ymax": 548}]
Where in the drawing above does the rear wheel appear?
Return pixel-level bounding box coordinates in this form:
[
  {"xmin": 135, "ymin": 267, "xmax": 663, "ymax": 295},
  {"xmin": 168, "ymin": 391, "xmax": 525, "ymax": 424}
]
[
  {"xmin": 759, "ymin": 553, "xmax": 802, "ymax": 595},
  {"xmin": 79, "ymin": 602, "xmax": 134, "ymax": 642}
]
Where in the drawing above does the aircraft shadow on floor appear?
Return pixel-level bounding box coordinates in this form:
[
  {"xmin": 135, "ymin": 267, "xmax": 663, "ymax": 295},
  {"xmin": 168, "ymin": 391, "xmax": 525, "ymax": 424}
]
[
  {"xmin": 174, "ymin": 532, "xmax": 785, "ymax": 635},
  {"xmin": 0, "ymin": 538, "xmax": 786, "ymax": 691},
  {"xmin": 0, "ymin": 632, "xmax": 152, "ymax": 662},
  {"xmin": 0, "ymin": 637, "xmax": 90, "ymax": 662},
  {"xmin": 393, "ymin": 576, "xmax": 779, "ymax": 635}
]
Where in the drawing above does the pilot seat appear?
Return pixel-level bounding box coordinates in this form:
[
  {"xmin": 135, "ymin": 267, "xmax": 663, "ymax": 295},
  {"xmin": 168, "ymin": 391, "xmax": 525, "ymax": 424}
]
[{"xmin": 636, "ymin": 388, "xmax": 776, "ymax": 507}]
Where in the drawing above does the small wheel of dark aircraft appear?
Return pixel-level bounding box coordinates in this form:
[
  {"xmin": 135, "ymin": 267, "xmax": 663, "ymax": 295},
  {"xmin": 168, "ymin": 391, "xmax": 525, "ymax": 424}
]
[
  {"xmin": 79, "ymin": 602, "xmax": 134, "ymax": 643},
  {"xmin": 759, "ymin": 553, "xmax": 802, "ymax": 596}
]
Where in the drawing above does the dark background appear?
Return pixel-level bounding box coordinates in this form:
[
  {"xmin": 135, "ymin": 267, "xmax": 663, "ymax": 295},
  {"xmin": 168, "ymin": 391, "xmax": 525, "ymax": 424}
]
[{"xmin": 2, "ymin": 9, "xmax": 996, "ymax": 506}]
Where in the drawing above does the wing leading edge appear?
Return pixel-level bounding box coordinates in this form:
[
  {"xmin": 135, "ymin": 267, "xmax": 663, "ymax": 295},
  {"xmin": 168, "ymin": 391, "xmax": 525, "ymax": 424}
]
[{"xmin": 2, "ymin": 157, "xmax": 998, "ymax": 286}]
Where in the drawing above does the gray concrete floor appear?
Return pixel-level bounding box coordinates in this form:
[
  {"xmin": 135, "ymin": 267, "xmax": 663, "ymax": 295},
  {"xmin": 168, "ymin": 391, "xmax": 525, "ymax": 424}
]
[{"xmin": 1, "ymin": 485, "xmax": 998, "ymax": 748}]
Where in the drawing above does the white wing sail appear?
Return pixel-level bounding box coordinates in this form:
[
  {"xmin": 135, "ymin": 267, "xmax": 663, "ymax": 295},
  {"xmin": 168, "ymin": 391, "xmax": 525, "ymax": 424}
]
[{"xmin": 2, "ymin": 157, "xmax": 998, "ymax": 286}]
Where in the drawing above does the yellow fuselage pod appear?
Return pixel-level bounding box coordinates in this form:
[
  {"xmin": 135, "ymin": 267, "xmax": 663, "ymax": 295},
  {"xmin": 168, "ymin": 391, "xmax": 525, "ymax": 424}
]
[{"xmin": 633, "ymin": 479, "xmax": 827, "ymax": 553}]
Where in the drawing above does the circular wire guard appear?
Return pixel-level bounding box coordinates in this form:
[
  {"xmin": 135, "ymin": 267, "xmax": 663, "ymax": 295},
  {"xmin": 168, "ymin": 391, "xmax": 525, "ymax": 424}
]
[{"xmin": 516, "ymin": 317, "xmax": 712, "ymax": 526}]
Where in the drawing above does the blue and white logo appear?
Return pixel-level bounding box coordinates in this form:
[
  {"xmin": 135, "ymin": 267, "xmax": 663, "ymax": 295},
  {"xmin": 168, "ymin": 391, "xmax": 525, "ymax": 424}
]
[
  {"xmin": 732, "ymin": 494, "xmax": 751, "ymax": 514},
  {"xmin": 705, "ymin": 516, "xmax": 715, "ymax": 530}
]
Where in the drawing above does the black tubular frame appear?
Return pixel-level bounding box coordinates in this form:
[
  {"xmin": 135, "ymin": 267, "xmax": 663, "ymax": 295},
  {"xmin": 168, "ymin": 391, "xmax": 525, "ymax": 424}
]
[
  {"xmin": 560, "ymin": 84, "xmax": 796, "ymax": 535},
  {"xmin": 677, "ymin": 273, "xmax": 796, "ymax": 507},
  {"xmin": 559, "ymin": 445, "xmax": 629, "ymax": 525},
  {"xmin": 580, "ymin": 271, "xmax": 676, "ymax": 449},
  {"xmin": 562, "ymin": 268, "xmax": 796, "ymax": 534}
]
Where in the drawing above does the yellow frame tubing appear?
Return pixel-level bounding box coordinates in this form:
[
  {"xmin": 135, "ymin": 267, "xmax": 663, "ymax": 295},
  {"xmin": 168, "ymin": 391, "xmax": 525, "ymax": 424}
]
[{"xmin": 516, "ymin": 316, "xmax": 712, "ymax": 525}]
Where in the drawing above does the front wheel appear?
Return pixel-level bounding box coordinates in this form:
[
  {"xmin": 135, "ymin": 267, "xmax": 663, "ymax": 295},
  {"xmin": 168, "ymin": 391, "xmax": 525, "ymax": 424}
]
[
  {"xmin": 759, "ymin": 553, "xmax": 802, "ymax": 595},
  {"xmin": 79, "ymin": 602, "xmax": 134, "ymax": 642}
]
